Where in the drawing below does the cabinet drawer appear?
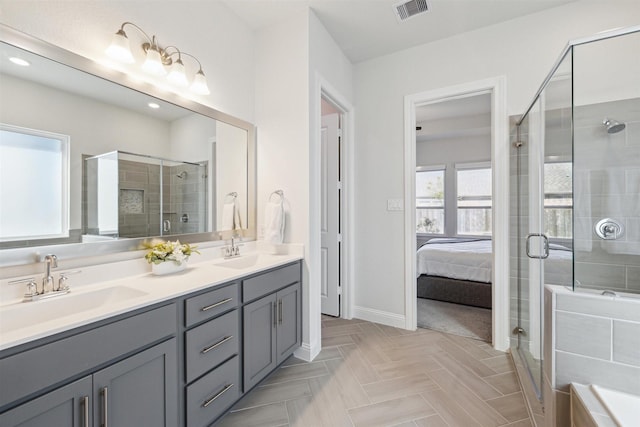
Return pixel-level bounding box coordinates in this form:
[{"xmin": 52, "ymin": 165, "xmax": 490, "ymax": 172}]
[
  {"xmin": 185, "ymin": 309, "xmax": 239, "ymax": 383},
  {"xmin": 242, "ymin": 262, "xmax": 301, "ymax": 303},
  {"xmin": 0, "ymin": 303, "xmax": 176, "ymax": 410},
  {"xmin": 186, "ymin": 355, "xmax": 240, "ymax": 427},
  {"xmin": 185, "ymin": 283, "xmax": 239, "ymax": 327}
]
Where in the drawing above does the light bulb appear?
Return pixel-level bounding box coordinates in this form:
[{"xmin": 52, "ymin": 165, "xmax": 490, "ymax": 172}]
[
  {"xmin": 167, "ymin": 58, "xmax": 188, "ymax": 87},
  {"xmin": 190, "ymin": 69, "xmax": 210, "ymax": 95},
  {"xmin": 105, "ymin": 30, "xmax": 134, "ymax": 64},
  {"xmin": 9, "ymin": 57, "xmax": 30, "ymax": 67},
  {"xmin": 141, "ymin": 47, "xmax": 167, "ymax": 76}
]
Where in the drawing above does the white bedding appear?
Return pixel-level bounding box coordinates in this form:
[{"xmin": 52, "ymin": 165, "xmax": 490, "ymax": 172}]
[{"xmin": 417, "ymin": 238, "xmax": 572, "ymax": 284}]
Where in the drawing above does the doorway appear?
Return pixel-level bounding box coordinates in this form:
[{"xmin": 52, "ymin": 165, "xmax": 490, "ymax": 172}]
[
  {"xmin": 414, "ymin": 93, "xmax": 493, "ymax": 342},
  {"xmin": 320, "ymin": 96, "xmax": 343, "ymax": 317},
  {"xmin": 404, "ymin": 77, "xmax": 509, "ymax": 350}
]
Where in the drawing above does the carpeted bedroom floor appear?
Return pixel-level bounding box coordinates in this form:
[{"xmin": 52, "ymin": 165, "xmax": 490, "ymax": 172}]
[{"xmin": 417, "ymin": 298, "xmax": 492, "ymax": 342}]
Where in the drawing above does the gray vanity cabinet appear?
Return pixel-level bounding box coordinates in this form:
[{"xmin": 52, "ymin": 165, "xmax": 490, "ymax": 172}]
[
  {"xmin": 0, "ymin": 376, "xmax": 92, "ymax": 427},
  {"xmin": 275, "ymin": 283, "xmax": 302, "ymax": 362},
  {"xmin": 0, "ymin": 260, "xmax": 302, "ymax": 427},
  {"xmin": 0, "ymin": 339, "xmax": 177, "ymax": 427},
  {"xmin": 242, "ymin": 263, "xmax": 302, "ymax": 391},
  {"xmin": 183, "ymin": 282, "xmax": 241, "ymax": 427},
  {"xmin": 0, "ymin": 304, "xmax": 178, "ymax": 427},
  {"xmin": 243, "ymin": 292, "xmax": 278, "ymax": 390},
  {"xmin": 92, "ymin": 338, "xmax": 178, "ymax": 427}
]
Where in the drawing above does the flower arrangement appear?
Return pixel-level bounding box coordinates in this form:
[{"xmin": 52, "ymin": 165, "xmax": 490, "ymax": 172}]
[{"xmin": 144, "ymin": 240, "xmax": 199, "ymax": 265}]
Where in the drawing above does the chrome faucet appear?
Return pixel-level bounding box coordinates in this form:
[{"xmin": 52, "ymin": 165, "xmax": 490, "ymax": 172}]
[
  {"xmin": 19, "ymin": 255, "xmax": 75, "ymax": 302},
  {"xmin": 223, "ymin": 237, "xmax": 242, "ymax": 258},
  {"xmin": 42, "ymin": 254, "xmax": 58, "ymax": 293}
]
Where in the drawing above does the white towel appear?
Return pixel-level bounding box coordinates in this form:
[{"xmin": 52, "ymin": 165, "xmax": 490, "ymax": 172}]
[
  {"xmin": 264, "ymin": 201, "xmax": 284, "ymax": 244},
  {"xmin": 221, "ymin": 202, "xmax": 235, "ymax": 231},
  {"xmin": 233, "ymin": 202, "xmax": 243, "ymax": 230}
]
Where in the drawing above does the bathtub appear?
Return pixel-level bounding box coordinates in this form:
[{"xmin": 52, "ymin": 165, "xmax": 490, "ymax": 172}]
[
  {"xmin": 592, "ymin": 385, "xmax": 640, "ymax": 427},
  {"xmin": 571, "ymin": 383, "xmax": 640, "ymax": 427}
]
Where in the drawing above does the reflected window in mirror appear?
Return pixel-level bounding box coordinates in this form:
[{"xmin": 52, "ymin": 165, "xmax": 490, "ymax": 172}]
[{"xmin": 0, "ymin": 124, "xmax": 70, "ymax": 242}]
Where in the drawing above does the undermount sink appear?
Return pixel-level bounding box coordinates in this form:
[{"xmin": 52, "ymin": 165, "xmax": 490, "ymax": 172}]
[
  {"xmin": 0, "ymin": 286, "xmax": 148, "ymax": 334},
  {"xmin": 213, "ymin": 253, "xmax": 272, "ymax": 270}
]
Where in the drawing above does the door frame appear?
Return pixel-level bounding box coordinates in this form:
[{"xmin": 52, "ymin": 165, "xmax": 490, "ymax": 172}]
[
  {"xmin": 307, "ymin": 73, "xmax": 354, "ymax": 360},
  {"xmin": 403, "ymin": 76, "xmax": 510, "ymax": 351}
]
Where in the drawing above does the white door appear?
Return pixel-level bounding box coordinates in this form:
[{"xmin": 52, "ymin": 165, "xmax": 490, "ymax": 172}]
[{"xmin": 321, "ymin": 113, "xmax": 341, "ymax": 316}]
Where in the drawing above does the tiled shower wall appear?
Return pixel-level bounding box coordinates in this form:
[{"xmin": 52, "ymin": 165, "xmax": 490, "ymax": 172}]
[
  {"xmin": 544, "ymin": 285, "xmax": 640, "ymax": 427},
  {"xmin": 573, "ymin": 98, "xmax": 640, "ymax": 294},
  {"xmin": 165, "ymin": 163, "xmax": 207, "ymax": 236},
  {"xmin": 118, "ymin": 161, "xmax": 206, "ymax": 238},
  {"xmin": 118, "ymin": 160, "xmax": 161, "ymax": 238}
]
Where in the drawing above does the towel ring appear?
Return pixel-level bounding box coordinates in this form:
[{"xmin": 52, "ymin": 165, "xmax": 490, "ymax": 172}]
[
  {"xmin": 269, "ymin": 190, "xmax": 284, "ymax": 202},
  {"xmin": 225, "ymin": 192, "xmax": 238, "ymax": 201}
]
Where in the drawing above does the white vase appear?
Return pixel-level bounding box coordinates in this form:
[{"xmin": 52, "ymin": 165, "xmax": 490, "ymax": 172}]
[{"xmin": 151, "ymin": 260, "xmax": 187, "ymax": 276}]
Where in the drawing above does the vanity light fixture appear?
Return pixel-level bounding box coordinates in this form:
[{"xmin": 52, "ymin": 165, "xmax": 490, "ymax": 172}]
[
  {"xmin": 9, "ymin": 56, "xmax": 30, "ymax": 67},
  {"xmin": 106, "ymin": 22, "xmax": 210, "ymax": 95}
]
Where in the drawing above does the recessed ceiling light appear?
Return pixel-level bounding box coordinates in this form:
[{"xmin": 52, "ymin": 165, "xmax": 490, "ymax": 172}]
[
  {"xmin": 148, "ymin": 102, "xmax": 160, "ymax": 109},
  {"xmin": 9, "ymin": 57, "xmax": 30, "ymax": 67}
]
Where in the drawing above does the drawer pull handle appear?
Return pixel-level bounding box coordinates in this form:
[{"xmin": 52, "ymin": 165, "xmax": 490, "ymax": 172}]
[
  {"xmin": 202, "ymin": 383, "xmax": 234, "ymax": 408},
  {"xmin": 201, "ymin": 297, "xmax": 233, "ymax": 312},
  {"xmin": 278, "ymin": 299, "xmax": 283, "ymax": 325},
  {"xmin": 81, "ymin": 396, "xmax": 89, "ymax": 427},
  {"xmin": 202, "ymin": 335, "xmax": 234, "ymax": 354}
]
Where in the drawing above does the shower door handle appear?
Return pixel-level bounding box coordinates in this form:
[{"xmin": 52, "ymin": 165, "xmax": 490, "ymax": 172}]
[
  {"xmin": 526, "ymin": 233, "xmax": 549, "ymax": 259},
  {"xmin": 163, "ymin": 219, "xmax": 171, "ymax": 233}
]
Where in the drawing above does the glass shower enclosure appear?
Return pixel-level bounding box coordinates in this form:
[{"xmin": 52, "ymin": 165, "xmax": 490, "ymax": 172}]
[
  {"xmin": 84, "ymin": 151, "xmax": 207, "ymax": 239},
  {"xmin": 510, "ymin": 26, "xmax": 640, "ymax": 407}
]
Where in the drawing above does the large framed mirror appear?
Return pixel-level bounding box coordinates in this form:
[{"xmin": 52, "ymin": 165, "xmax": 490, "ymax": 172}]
[{"xmin": 0, "ymin": 24, "xmax": 255, "ymax": 266}]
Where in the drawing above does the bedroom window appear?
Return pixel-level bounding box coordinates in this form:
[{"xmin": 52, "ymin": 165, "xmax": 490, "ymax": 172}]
[
  {"xmin": 544, "ymin": 162, "xmax": 572, "ymax": 239},
  {"xmin": 416, "ymin": 168, "xmax": 444, "ymax": 234},
  {"xmin": 456, "ymin": 165, "xmax": 492, "ymax": 236}
]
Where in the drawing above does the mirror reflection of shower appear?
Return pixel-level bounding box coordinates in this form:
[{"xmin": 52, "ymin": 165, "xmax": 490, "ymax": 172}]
[
  {"xmin": 603, "ymin": 118, "xmax": 626, "ymax": 134},
  {"xmin": 83, "ymin": 151, "xmax": 207, "ymax": 239}
]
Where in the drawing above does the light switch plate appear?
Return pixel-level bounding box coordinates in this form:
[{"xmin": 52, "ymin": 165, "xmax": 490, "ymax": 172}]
[{"xmin": 387, "ymin": 199, "xmax": 403, "ymax": 211}]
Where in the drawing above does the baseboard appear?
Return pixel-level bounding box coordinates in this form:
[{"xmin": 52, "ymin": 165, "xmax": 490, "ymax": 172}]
[
  {"xmin": 353, "ymin": 306, "xmax": 406, "ymax": 329},
  {"xmin": 294, "ymin": 340, "xmax": 320, "ymax": 362}
]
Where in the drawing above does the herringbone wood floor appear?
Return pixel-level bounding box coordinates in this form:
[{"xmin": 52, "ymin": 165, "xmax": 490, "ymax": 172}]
[{"xmin": 217, "ymin": 316, "xmax": 532, "ymax": 427}]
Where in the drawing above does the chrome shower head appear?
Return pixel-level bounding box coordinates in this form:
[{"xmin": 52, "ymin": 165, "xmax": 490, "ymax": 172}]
[
  {"xmin": 603, "ymin": 118, "xmax": 626, "ymax": 134},
  {"xmin": 176, "ymin": 171, "xmax": 187, "ymax": 179}
]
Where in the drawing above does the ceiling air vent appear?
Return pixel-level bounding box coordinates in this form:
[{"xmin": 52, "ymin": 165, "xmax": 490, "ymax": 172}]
[{"xmin": 394, "ymin": 0, "xmax": 429, "ymax": 22}]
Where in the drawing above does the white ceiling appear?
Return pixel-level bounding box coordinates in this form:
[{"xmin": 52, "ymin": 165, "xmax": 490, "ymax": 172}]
[{"xmin": 223, "ymin": 0, "xmax": 576, "ymax": 63}]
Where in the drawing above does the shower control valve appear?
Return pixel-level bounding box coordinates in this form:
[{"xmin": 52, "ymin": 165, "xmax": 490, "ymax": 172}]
[{"xmin": 595, "ymin": 218, "xmax": 624, "ymax": 240}]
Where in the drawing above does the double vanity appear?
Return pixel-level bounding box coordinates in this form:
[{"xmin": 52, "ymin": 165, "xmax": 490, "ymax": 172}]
[
  {"xmin": 0, "ymin": 22, "xmax": 296, "ymax": 427},
  {"xmin": 0, "ymin": 250, "xmax": 303, "ymax": 427}
]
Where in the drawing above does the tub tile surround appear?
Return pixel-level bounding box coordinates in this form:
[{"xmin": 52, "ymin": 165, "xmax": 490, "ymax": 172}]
[
  {"xmin": 0, "ymin": 241, "xmax": 303, "ymax": 350},
  {"xmin": 544, "ymin": 285, "xmax": 640, "ymax": 427}
]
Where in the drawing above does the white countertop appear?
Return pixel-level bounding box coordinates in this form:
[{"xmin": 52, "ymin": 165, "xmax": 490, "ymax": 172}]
[{"xmin": 0, "ymin": 247, "xmax": 303, "ymax": 351}]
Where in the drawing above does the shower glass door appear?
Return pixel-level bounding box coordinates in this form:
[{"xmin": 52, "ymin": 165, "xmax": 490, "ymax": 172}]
[{"xmin": 512, "ymin": 52, "xmax": 573, "ymax": 400}]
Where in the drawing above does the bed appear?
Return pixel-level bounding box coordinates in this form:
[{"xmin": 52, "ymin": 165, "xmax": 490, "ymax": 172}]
[{"xmin": 417, "ymin": 238, "xmax": 572, "ymax": 309}]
